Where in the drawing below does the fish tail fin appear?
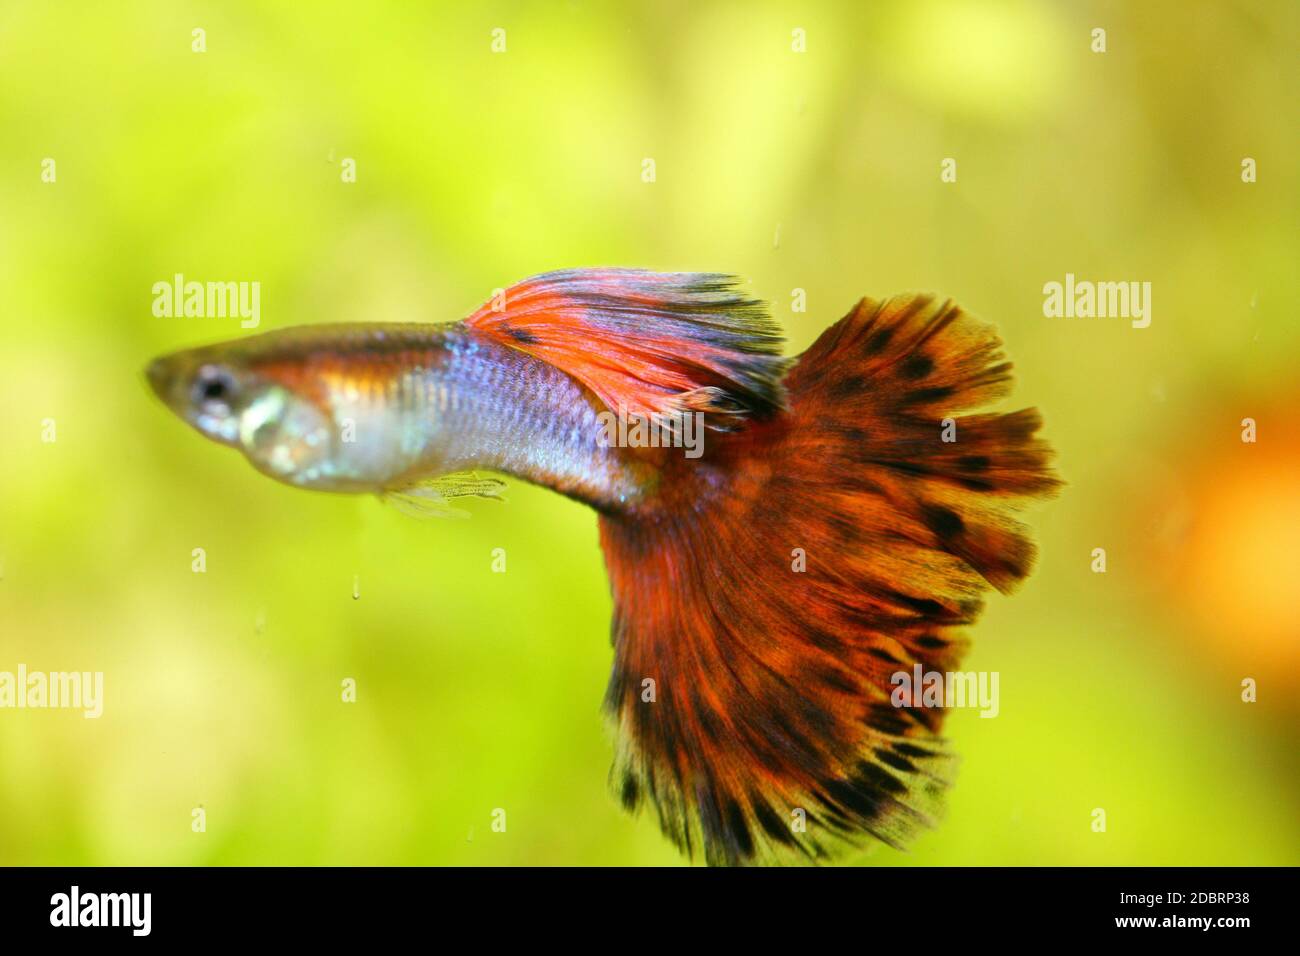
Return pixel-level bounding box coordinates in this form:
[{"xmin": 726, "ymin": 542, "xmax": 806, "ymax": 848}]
[
  {"xmin": 784, "ymin": 294, "xmax": 1062, "ymax": 592},
  {"xmin": 599, "ymin": 293, "xmax": 1060, "ymax": 864}
]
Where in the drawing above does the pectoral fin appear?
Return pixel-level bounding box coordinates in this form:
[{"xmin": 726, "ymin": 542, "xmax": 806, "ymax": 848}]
[{"xmin": 381, "ymin": 471, "xmax": 506, "ymax": 519}]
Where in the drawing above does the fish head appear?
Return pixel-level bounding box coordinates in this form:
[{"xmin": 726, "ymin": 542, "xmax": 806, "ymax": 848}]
[{"xmin": 146, "ymin": 341, "xmax": 334, "ymax": 485}]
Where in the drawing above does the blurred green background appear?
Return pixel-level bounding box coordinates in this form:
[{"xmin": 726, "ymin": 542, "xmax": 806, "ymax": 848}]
[{"xmin": 1, "ymin": 0, "xmax": 1296, "ymax": 865}]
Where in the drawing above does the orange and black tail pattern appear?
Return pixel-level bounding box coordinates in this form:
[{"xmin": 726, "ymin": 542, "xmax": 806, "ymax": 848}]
[{"xmin": 599, "ymin": 293, "xmax": 1060, "ymax": 864}]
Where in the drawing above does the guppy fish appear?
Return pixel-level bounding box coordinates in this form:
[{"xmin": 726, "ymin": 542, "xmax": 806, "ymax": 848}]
[{"xmin": 147, "ymin": 268, "xmax": 1058, "ymax": 865}]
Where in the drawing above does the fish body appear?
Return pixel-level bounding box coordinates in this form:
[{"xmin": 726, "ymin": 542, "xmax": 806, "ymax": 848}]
[
  {"xmin": 148, "ymin": 321, "xmax": 653, "ymax": 509},
  {"xmin": 147, "ymin": 268, "xmax": 1058, "ymax": 864}
]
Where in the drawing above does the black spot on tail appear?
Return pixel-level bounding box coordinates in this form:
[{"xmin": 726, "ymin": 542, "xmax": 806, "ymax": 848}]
[
  {"xmin": 875, "ymin": 748, "xmax": 917, "ymax": 774},
  {"xmin": 621, "ymin": 772, "xmax": 640, "ymax": 810},
  {"xmin": 868, "ymin": 646, "xmax": 902, "ymax": 665},
  {"xmin": 854, "ymin": 760, "xmax": 909, "ymax": 796},
  {"xmin": 894, "ymin": 742, "xmax": 938, "ymax": 759},
  {"xmin": 864, "ymin": 326, "xmax": 894, "ymax": 354},
  {"xmin": 724, "ymin": 799, "xmax": 755, "ymax": 859},
  {"xmin": 900, "ymin": 354, "xmax": 934, "ymax": 379},
  {"xmin": 830, "ymin": 375, "xmax": 867, "ymax": 399},
  {"xmin": 864, "ymin": 702, "xmax": 912, "ymax": 736},
  {"xmin": 752, "ymin": 797, "xmax": 796, "ymax": 845},
  {"xmin": 900, "ymin": 385, "xmax": 955, "ymax": 406},
  {"xmin": 817, "ymin": 664, "xmax": 860, "ymax": 696},
  {"xmin": 921, "ymin": 504, "xmax": 965, "ymax": 541},
  {"xmin": 888, "ymin": 591, "xmax": 949, "ymax": 618}
]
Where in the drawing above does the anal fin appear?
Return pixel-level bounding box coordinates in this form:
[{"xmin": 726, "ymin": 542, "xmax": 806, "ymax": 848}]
[{"xmin": 382, "ymin": 471, "xmax": 507, "ymax": 519}]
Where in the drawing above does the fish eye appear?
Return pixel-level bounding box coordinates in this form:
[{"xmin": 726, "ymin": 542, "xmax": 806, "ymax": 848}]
[{"xmin": 193, "ymin": 365, "xmax": 237, "ymax": 410}]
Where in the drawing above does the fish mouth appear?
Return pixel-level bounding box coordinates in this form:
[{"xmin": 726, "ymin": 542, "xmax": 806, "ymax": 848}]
[
  {"xmin": 144, "ymin": 356, "xmax": 176, "ymax": 404},
  {"xmin": 145, "ymin": 357, "xmax": 167, "ymax": 395}
]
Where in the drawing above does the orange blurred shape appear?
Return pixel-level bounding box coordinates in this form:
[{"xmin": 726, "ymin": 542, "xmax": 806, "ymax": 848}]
[{"xmin": 1151, "ymin": 407, "xmax": 1300, "ymax": 691}]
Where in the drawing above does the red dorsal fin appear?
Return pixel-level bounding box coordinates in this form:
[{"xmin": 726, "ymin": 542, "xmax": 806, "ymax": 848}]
[{"xmin": 462, "ymin": 268, "xmax": 790, "ymax": 427}]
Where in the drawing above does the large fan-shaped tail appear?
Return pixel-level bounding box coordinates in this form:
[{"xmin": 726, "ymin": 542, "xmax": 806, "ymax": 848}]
[{"xmin": 599, "ymin": 293, "xmax": 1060, "ymax": 864}]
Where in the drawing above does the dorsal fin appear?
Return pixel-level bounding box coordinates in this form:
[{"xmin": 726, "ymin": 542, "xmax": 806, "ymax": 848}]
[{"xmin": 462, "ymin": 268, "xmax": 790, "ymax": 427}]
